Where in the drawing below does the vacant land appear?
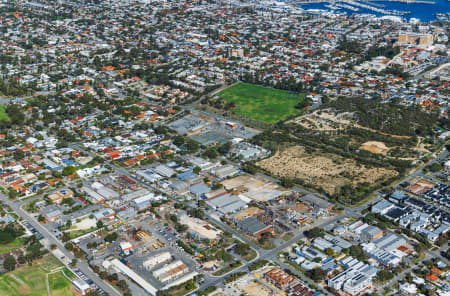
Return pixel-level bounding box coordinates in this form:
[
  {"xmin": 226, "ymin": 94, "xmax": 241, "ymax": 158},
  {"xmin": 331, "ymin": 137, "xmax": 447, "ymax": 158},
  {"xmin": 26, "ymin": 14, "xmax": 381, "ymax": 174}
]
[
  {"xmin": 221, "ymin": 175, "xmax": 288, "ymax": 201},
  {"xmin": 360, "ymin": 141, "xmax": 390, "ymax": 155},
  {"xmin": 217, "ymin": 83, "xmax": 305, "ymax": 124},
  {"xmin": 241, "ymin": 281, "xmax": 279, "ymax": 296},
  {"xmin": 0, "ymin": 255, "xmax": 74, "ymax": 296},
  {"xmin": 257, "ymin": 146, "xmax": 398, "ymax": 195}
]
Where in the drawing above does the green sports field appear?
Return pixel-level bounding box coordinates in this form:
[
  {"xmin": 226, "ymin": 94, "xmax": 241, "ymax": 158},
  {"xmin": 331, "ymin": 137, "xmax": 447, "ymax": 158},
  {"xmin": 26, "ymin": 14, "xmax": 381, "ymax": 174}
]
[
  {"xmin": 0, "ymin": 255, "xmax": 75, "ymax": 296},
  {"xmin": 217, "ymin": 83, "xmax": 305, "ymax": 124}
]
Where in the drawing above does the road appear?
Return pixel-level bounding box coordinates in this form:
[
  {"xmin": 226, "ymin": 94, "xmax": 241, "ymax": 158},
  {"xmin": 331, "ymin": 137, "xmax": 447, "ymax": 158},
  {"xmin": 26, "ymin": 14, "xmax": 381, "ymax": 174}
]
[{"xmin": 0, "ymin": 193, "xmax": 122, "ymax": 296}]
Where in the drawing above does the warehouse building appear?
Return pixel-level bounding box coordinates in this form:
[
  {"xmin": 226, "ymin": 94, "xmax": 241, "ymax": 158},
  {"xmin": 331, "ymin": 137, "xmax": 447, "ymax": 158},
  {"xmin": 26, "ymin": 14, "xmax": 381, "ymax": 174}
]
[
  {"xmin": 373, "ymin": 233, "xmax": 406, "ymax": 252},
  {"xmin": 143, "ymin": 252, "xmax": 172, "ymax": 270},
  {"xmin": 237, "ymin": 217, "xmax": 274, "ymax": 238},
  {"xmin": 360, "ymin": 226, "xmax": 383, "ymax": 242},
  {"xmin": 206, "ymin": 194, "xmax": 248, "ymax": 214},
  {"xmin": 108, "ymin": 259, "xmax": 157, "ymax": 295},
  {"xmin": 153, "ymin": 260, "xmax": 188, "ymax": 283}
]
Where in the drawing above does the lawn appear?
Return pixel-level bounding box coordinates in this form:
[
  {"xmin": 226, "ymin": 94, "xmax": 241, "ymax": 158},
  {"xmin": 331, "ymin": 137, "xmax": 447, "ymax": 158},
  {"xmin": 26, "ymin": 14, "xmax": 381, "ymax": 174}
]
[
  {"xmin": 0, "ymin": 238, "xmax": 24, "ymax": 254},
  {"xmin": 48, "ymin": 272, "xmax": 74, "ymax": 296},
  {"xmin": 217, "ymin": 83, "xmax": 305, "ymax": 124},
  {"xmin": 0, "ymin": 105, "xmax": 10, "ymax": 122},
  {"xmin": 0, "ymin": 255, "xmax": 75, "ymax": 296}
]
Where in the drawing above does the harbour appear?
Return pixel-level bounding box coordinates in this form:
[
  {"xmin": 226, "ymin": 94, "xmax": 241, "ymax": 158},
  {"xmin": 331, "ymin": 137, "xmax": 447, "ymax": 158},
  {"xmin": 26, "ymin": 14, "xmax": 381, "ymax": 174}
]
[{"xmin": 291, "ymin": 0, "xmax": 449, "ymax": 21}]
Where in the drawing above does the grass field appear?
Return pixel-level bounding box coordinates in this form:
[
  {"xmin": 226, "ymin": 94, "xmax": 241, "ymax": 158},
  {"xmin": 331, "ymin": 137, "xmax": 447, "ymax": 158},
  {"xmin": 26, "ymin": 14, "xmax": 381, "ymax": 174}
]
[
  {"xmin": 0, "ymin": 255, "xmax": 75, "ymax": 296},
  {"xmin": 0, "ymin": 105, "xmax": 10, "ymax": 122},
  {"xmin": 217, "ymin": 83, "xmax": 305, "ymax": 124},
  {"xmin": 67, "ymin": 226, "xmax": 98, "ymax": 239},
  {"xmin": 0, "ymin": 238, "xmax": 24, "ymax": 254}
]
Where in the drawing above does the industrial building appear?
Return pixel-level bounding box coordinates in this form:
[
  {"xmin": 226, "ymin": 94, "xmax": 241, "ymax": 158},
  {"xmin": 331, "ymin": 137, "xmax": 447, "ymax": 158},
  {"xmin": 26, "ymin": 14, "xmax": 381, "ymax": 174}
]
[
  {"xmin": 360, "ymin": 226, "xmax": 383, "ymax": 242},
  {"xmin": 237, "ymin": 216, "xmax": 274, "ymax": 238},
  {"xmin": 107, "ymin": 259, "xmax": 157, "ymax": 295},
  {"xmin": 206, "ymin": 193, "xmax": 248, "ymax": 214},
  {"xmin": 362, "ymin": 243, "xmax": 402, "ymax": 267},
  {"xmin": 143, "ymin": 252, "xmax": 172, "ymax": 270},
  {"xmin": 153, "ymin": 260, "xmax": 188, "ymax": 283}
]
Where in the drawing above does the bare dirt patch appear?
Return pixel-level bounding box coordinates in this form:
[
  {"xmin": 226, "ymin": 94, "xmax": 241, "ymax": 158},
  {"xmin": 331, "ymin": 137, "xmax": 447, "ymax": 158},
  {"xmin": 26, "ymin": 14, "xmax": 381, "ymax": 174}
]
[
  {"xmin": 360, "ymin": 141, "xmax": 390, "ymax": 155},
  {"xmin": 242, "ymin": 281, "xmax": 281, "ymax": 296},
  {"xmin": 221, "ymin": 175, "xmax": 289, "ymax": 201},
  {"xmin": 257, "ymin": 146, "xmax": 398, "ymax": 195}
]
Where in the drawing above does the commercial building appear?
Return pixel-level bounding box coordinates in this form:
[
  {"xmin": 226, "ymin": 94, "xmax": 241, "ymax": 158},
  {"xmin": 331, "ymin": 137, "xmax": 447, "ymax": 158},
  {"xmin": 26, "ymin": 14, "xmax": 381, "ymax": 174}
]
[
  {"xmin": 72, "ymin": 279, "xmax": 91, "ymax": 295},
  {"xmin": 93, "ymin": 208, "xmax": 115, "ymax": 221},
  {"xmin": 47, "ymin": 188, "xmax": 74, "ymax": 203},
  {"xmin": 342, "ymin": 273, "xmax": 372, "ymax": 296}
]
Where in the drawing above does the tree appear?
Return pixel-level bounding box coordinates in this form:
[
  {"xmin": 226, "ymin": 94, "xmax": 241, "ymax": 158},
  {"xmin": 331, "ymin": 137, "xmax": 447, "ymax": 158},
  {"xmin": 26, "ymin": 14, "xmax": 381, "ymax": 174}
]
[
  {"xmin": 50, "ymin": 244, "xmax": 57, "ymax": 250},
  {"xmin": 62, "ymin": 166, "xmax": 76, "ymax": 176},
  {"xmin": 306, "ymin": 227, "xmax": 324, "ymax": 239},
  {"xmin": 3, "ymin": 255, "xmax": 16, "ymax": 271},
  {"xmin": 13, "ymin": 149, "xmax": 25, "ymax": 160},
  {"xmin": 235, "ymin": 243, "xmax": 251, "ymax": 256},
  {"xmin": 427, "ymin": 163, "xmax": 442, "ymax": 173},
  {"xmin": 71, "ymin": 258, "xmax": 77, "ymax": 267},
  {"xmin": 117, "ymin": 279, "xmax": 129, "ymax": 292},
  {"xmin": 306, "ymin": 267, "xmax": 327, "ymax": 282},
  {"xmin": 96, "ymin": 220, "xmax": 104, "ymax": 229},
  {"xmin": 65, "ymin": 242, "xmax": 74, "ymax": 251},
  {"xmin": 376, "ymin": 270, "xmax": 394, "ymax": 282},
  {"xmin": 193, "ymin": 166, "xmax": 201, "ymax": 174},
  {"xmin": 325, "ymin": 248, "xmax": 334, "ymax": 257},
  {"xmin": 105, "ymin": 232, "xmax": 118, "ymax": 243},
  {"xmin": 173, "ymin": 136, "xmax": 185, "ymax": 147}
]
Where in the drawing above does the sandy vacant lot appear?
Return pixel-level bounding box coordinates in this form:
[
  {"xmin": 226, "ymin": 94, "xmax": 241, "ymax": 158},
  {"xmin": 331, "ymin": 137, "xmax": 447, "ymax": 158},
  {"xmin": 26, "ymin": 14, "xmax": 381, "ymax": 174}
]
[
  {"xmin": 257, "ymin": 146, "xmax": 397, "ymax": 195},
  {"xmin": 221, "ymin": 175, "xmax": 289, "ymax": 201},
  {"xmin": 360, "ymin": 141, "xmax": 390, "ymax": 155},
  {"xmin": 69, "ymin": 218, "xmax": 96, "ymax": 232},
  {"xmin": 242, "ymin": 281, "xmax": 281, "ymax": 296},
  {"xmin": 179, "ymin": 215, "xmax": 222, "ymax": 240}
]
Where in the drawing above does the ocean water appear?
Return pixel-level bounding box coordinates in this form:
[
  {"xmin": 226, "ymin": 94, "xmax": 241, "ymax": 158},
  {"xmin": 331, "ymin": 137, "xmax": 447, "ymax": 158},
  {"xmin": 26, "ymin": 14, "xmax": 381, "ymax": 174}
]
[{"xmin": 299, "ymin": 0, "xmax": 450, "ymax": 21}]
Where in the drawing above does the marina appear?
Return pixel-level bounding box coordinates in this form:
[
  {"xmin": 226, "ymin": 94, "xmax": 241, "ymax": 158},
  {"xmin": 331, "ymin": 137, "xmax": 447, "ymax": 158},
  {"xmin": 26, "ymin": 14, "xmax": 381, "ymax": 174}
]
[{"xmin": 292, "ymin": 0, "xmax": 449, "ymax": 21}]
